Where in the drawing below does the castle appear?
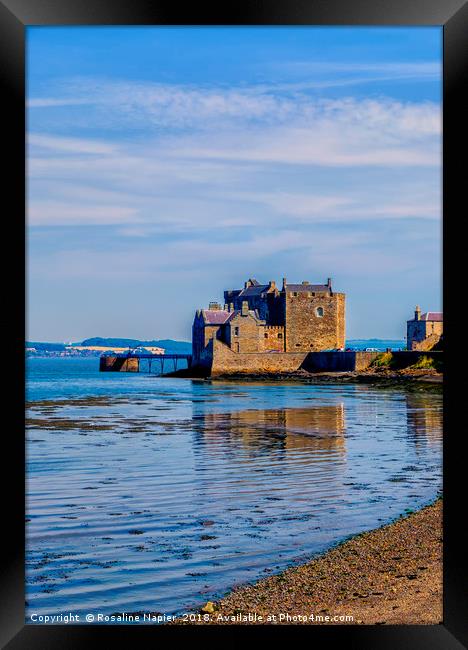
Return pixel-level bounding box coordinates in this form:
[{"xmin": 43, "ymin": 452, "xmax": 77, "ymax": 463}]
[{"xmin": 192, "ymin": 277, "xmax": 345, "ymax": 374}]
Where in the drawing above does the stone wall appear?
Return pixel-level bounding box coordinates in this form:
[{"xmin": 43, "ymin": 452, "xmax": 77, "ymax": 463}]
[
  {"xmin": 302, "ymin": 351, "xmax": 380, "ymax": 372},
  {"xmin": 193, "ymin": 345, "xmax": 443, "ymax": 376},
  {"xmin": 261, "ymin": 325, "xmax": 285, "ymax": 352},
  {"xmin": 210, "ymin": 339, "xmax": 307, "ymax": 375},
  {"xmin": 407, "ymin": 319, "xmax": 443, "ymax": 351},
  {"xmin": 193, "ymin": 317, "xmax": 224, "ymax": 364},
  {"xmin": 283, "ymin": 291, "xmax": 345, "ymax": 352},
  {"xmin": 226, "ymin": 312, "xmax": 263, "ymax": 353},
  {"xmin": 409, "ymin": 333, "xmax": 442, "ymax": 351}
]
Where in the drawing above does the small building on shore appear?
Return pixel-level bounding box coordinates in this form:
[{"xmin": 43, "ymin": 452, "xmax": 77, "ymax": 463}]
[{"xmin": 407, "ymin": 306, "xmax": 443, "ymax": 351}]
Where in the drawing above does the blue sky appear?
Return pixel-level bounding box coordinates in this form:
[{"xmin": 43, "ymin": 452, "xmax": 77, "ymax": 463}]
[{"xmin": 27, "ymin": 27, "xmax": 442, "ymax": 342}]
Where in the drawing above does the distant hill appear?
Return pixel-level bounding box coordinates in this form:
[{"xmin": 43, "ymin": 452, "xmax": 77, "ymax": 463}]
[
  {"xmin": 27, "ymin": 338, "xmax": 403, "ymax": 354},
  {"xmin": 27, "ymin": 341, "xmax": 66, "ymax": 351},
  {"xmin": 26, "ymin": 338, "xmax": 192, "ymax": 354},
  {"xmin": 79, "ymin": 338, "xmax": 192, "ymax": 354}
]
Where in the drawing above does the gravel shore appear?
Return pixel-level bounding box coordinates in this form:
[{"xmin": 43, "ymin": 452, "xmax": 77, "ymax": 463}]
[{"xmin": 175, "ymin": 499, "xmax": 442, "ymax": 625}]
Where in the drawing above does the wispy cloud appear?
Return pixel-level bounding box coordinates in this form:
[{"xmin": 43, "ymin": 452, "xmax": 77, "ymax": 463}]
[
  {"xmin": 28, "ymin": 202, "xmax": 140, "ymax": 226},
  {"xmin": 26, "ymin": 28, "xmax": 442, "ymax": 340},
  {"xmin": 27, "ymin": 90, "xmax": 441, "ymax": 229},
  {"xmin": 28, "ymin": 133, "xmax": 117, "ymax": 155},
  {"xmin": 27, "ymin": 76, "xmax": 441, "ymax": 133}
]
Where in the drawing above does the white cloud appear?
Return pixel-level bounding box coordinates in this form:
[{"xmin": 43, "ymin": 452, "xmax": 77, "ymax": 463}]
[
  {"xmin": 28, "ymin": 98, "xmax": 93, "ymax": 108},
  {"xmin": 28, "ymin": 202, "xmax": 140, "ymax": 226},
  {"xmin": 167, "ymin": 98, "xmax": 440, "ymax": 167},
  {"xmin": 27, "ymin": 86, "xmax": 441, "ymax": 230},
  {"xmin": 28, "ymin": 133, "xmax": 117, "ymax": 155},
  {"xmin": 27, "ymin": 78, "xmax": 441, "ymax": 136}
]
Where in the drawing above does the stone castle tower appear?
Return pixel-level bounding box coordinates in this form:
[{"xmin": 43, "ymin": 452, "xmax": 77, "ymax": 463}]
[{"xmin": 192, "ymin": 276, "xmax": 345, "ymax": 369}]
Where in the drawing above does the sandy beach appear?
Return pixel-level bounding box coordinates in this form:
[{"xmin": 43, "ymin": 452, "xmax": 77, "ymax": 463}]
[{"xmin": 174, "ymin": 499, "xmax": 442, "ymax": 625}]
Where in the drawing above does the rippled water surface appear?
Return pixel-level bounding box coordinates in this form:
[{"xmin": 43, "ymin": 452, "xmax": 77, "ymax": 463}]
[{"xmin": 26, "ymin": 358, "xmax": 442, "ymax": 620}]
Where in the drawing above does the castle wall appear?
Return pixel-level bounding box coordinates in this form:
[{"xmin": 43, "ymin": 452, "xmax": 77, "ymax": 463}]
[
  {"xmin": 235, "ymin": 294, "xmax": 270, "ymax": 320},
  {"xmin": 284, "ymin": 291, "xmax": 345, "ymax": 352},
  {"xmin": 208, "ymin": 344, "xmax": 379, "ymax": 375},
  {"xmin": 227, "ymin": 313, "xmax": 263, "ymax": 353},
  {"xmin": 193, "ymin": 318, "xmax": 225, "ymax": 364},
  {"xmin": 210, "ymin": 339, "xmax": 307, "ymax": 375},
  {"xmin": 301, "ymin": 351, "xmax": 379, "ymax": 372},
  {"xmin": 335, "ymin": 293, "xmax": 346, "ymax": 349},
  {"xmin": 261, "ymin": 325, "xmax": 285, "ymax": 352},
  {"xmin": 192, "ymin": 319, "xmax": 205, "ymax": 363},
  {"xmin": 266, "ymin": 292, "xmax": 284, "ymax": 325}
]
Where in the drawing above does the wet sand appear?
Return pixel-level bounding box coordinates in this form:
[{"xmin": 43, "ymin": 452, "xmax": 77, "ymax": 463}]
[{"xmin": 174, "ymin": 499, "xmax": 442, "ymax": 625}]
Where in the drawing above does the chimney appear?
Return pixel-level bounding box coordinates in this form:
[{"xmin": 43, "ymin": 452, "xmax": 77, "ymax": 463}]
[
  {"xmin": 223, "ymin": 303, "xmax": 228, "ymax": 311},
  {"xmin": 269, "ymin": 280, "xmax": 276, "ymax": 290},
  {"xmin": 282, "ymin": 277, "xmax": 287, "ymax": 290},
  {"xmin": 327, "ymin": 277, "xmax": 332, "ymax": 288},
  {"xmin": 229, "ymin": 302, "xmax": 234, "ymax": 312},
  {"xmin": 209, "ymin": 302, "xmax": 221, "ymax": 311},
  {"xmin": 241, "ymin": 300, "xmax": 249, "ymax": 316},
  {"xmin": 415, "ymin": 305, "xmax": 421, "ymax": 321},
  {"xmin": 244, "ymin": 279, "xmax": 252, "ymax": 289},
  {"xmin": 302, "ymin": 280, "xmax": 309, "ymax": 285}
]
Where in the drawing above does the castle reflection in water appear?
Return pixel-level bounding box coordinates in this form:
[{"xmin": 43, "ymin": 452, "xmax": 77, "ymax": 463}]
[
  {"xmin": 405, "ymin": 392, "xmax": 443, "ymax": 448},
  {"xmin": 192, "ymin": 392, "xmax": 442, "ymax": 457},
  {"xmin": 192, "ymin": 404, "xmax": 346, "ymax": 455}
]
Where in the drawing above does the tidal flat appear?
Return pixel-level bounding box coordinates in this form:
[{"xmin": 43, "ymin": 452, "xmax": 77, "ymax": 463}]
[{"xmin": 26, "ymin": 358, "xmax": 442, "ymax": 621}]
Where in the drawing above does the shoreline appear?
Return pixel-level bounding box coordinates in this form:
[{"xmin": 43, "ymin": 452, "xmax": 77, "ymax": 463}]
[
  {"xmin": 167, "ymin": 368, "xmax": 443, "ymax": 385},
  {"xmin": 173, "ymin": 499, "xmax": 442, "ymax": 625}
]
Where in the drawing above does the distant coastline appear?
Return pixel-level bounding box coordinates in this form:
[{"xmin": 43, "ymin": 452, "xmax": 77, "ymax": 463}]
[
  {"xmin": 26, "ymin": 337, "xmax": 193, "ymax": 357},
  {"xmin": 26, "ymin": 338, "xmax": 406, "ymax": 358}
]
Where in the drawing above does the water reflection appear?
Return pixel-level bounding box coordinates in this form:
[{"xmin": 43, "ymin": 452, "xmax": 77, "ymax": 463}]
[
  {"xmin": 192, "ymin": 404, "xmax": 346, "ymax": 455},
  {"xmin": 405, "ymin": 393, "xmax": 443, "ymax": 449},
  {"xmin": 25, "ymin": 375, "xmax": 443, "ymax": 620}
]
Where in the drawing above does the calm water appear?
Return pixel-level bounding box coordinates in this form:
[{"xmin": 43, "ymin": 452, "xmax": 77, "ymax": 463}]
[{"xmin": 26, "ymin": 357, "xmax": 442, "ymax": 622}]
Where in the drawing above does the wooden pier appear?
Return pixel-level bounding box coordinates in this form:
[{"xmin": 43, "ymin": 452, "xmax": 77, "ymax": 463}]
[{"xmin": 99, "ymin": 352, "xmax": 192, "ymax": 374}]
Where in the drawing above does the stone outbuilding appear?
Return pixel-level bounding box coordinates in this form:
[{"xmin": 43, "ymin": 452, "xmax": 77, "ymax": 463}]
[{"xmin": 407, "ymin": 306, "xmax": 443, "ymax": 351}]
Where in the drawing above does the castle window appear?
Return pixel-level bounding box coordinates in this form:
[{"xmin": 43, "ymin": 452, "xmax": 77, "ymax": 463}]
[
  {"xmin": 264, "ymin": 332, "xmax": 268, "ymax": 338},
  {"xmin": 316, "ymin": 307, "xmax": 324, "ymax": 318},
  {"xmin": 293, "ymin": 292, "xmax": 298, "ymax": 297},
  {"xmin": 278, "ymin": 333, "xmax": 283, "ymax": 339},
  {"xmin": 234, "ymin": 326, "xmax": 239, "ymax": 336}
]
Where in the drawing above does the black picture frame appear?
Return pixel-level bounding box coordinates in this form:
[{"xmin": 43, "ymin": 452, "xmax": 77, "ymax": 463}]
[{"xmin": 2, "ymin": 0, "xmax": 466, "ymax": 647}]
